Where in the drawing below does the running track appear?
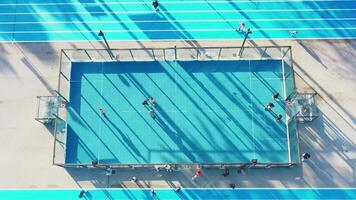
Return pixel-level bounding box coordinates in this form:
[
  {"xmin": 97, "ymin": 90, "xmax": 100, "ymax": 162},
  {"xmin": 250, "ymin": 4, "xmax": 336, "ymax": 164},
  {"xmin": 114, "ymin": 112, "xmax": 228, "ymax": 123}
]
[{"xmin": 0, "ymin": 0, "xmax": 355, "ymax": 41}]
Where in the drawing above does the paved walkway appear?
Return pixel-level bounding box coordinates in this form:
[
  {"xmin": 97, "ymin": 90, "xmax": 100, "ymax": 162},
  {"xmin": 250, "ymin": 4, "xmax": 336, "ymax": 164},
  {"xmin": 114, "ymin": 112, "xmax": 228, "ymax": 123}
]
[{"xmin": 0, "ymin": 39, "xmax": 355, "ymax": 188}]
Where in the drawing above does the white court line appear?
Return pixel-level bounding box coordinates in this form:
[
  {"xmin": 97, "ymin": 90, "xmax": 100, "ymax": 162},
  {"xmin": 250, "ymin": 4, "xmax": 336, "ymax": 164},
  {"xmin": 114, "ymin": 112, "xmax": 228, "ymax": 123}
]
[
  {"xmin": 0, "ymin": 0, "xmax": 354, "ymax": 6},
  {"xmin": 96, "ymin": 64, "xmax": 105, "ymax": 163},
  {"xmin": 0, "ymin": 8, "xmax": 356, "ymax": 15},
  {"xmin": 1, "ymin": 17, "xmax": 356, "ymax": 25},
  {"xmin": 0, "ymin": 27, "xmax": 355, "ymax": 34},
  {"xmin": 248, "ymin": 60, "xmax": 256, "ymax": 160},
  {"xmin": 281, "ymin": 58, "xmax": 291, "ymax": 163}
]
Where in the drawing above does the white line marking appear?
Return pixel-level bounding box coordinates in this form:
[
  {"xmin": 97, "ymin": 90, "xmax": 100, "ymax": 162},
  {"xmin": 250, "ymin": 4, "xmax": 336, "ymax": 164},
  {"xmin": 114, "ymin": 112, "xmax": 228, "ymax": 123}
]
[
  {"xmin": 248, "ymin": 60, "xmax": 257, "ymax": 160},
  {"xmin": 1, "ymin": 8, "xmax": 356, "ymax": 15},
  {"xmin": 0, "ymin": 0, "xmax": 354, "ymax": 6},
  {"xmin": 281, "ymin": 58, "xmax": 291, "ymax": 163},
  {"xmin": 1, "ymin": 27, "xmax": 355, "ymax": 34},
  {"xmin": 1, "ymin": 17, "xmax": 356, "ymax": 25}
]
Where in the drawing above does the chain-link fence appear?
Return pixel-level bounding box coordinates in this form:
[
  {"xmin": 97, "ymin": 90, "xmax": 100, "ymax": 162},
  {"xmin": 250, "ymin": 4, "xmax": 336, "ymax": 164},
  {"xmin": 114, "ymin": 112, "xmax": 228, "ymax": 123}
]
[{"xmin": 54, "ymin": 45, "xmax": 299, "ymax": 168}]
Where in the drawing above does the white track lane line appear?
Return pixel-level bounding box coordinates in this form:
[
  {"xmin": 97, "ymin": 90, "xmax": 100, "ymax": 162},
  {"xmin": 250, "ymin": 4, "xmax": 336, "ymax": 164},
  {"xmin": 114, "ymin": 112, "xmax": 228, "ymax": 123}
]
[
  {"xmin": 1, "ymin": 27, "xmax": 355, "ymax": 34},
  {"xmin": 1, "ymin": 17, "xmax": 356, "ymax": 25},
  {"xmin": 1, "ymin": 8, "xmax": 356, "ymax": 15},
  {"xmin": 0, "ymin": 0, "xmax": 354, "ymax": 6}
]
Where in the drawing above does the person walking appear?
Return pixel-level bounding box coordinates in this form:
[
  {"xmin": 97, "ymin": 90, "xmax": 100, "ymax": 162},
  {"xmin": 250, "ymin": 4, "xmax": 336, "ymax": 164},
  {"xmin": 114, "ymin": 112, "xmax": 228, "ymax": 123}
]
[
  {"xmin": 275, "ymin": 114, "xmax": 282, "ymax": 122},
  {"xmin": 175, "ymin": 186, "xmax": 181, "ymax": 193},
  {"xmin": 151, "ymin": 188, "xmax": 156, "ymax": 197},
  {"xmin": 237, "ymin": 22, "xmax": 245, "ymax": 32},
  {"xmin": 265, "ymin": 103, "xmax": 275, "ymax": 110},
  {"xmin": 131, "ymin": 176, "xmax": 138, "ymax": 183},
  {"xmin": 222, "ymin": 168, "xmax": 230, "ymax": 177},
  {"xmin": 272, "ymin": 92, "xmax": 280, "ymax": 100},
  {"xmin": 149, "ymin": 97, "xmax": 156, "ymax": 106},
  {"xmin": 192, "ymin": 168, "xmax": 202, "ymax": 180},
  {"xmin": 302, "ymin": 153, "xmax": 311, "ymax": 162},
  {"xmin": 152, "ymin": 0, "xmax": 159, "ymax": 11},
  {"xmin": 78, "ymin": 190, "xmax": 86, "ymax": 198},
  {"xmin": 99, "ymin": 108, "xmax": 106, "ymax": 117},
  {"xmin": 149, "ymin": 109, "xmax": 156, "ymax": 118}
]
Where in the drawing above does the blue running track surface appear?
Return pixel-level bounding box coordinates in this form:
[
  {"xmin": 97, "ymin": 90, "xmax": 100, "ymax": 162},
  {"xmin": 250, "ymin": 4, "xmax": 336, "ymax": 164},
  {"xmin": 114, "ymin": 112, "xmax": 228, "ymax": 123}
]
[
  {"xmin": 0, "ymin": 0, "xmax": 355, "ymax": 41},
  {"xmin": 1, "ymin": 188, "xmax": 356, "ymax": 200}
]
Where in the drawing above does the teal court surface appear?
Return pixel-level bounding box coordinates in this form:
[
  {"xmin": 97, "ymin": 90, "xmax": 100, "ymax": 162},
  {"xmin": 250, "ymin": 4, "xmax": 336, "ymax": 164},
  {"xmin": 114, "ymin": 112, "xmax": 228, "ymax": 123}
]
[
  {"xmin": 0, "ymin": 0, "xmax": 355, "ymax": 41},
  {"xmin": 1, "ymin": 188, "xmax": 356, "ymax": 200},
  {"xmin": 65, "ymin": 59, "xmax": 298, "ymax": 165}
]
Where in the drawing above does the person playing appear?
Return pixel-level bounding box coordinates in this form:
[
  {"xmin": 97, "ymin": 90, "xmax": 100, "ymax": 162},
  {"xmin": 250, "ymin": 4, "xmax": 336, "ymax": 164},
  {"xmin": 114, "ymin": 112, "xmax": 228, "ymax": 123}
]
[
  {"xmin": 272, "ymin": 92, "xmax": 280, "ymax": 100},
  {"xmin": 152, "ymin": 0, "xmax": 159, "ymax": 11},
  {"xmin": 149, "ymin": 109, "xmax": 156, "ymax": 118},
  {"xmin": 149, "ymin": 97, "xmax": 156, "ymax": 106},
  {"xmin": 265, "ymin": 103, "xmax": 275, "ymax": 110},
  {"xmin": 275, "ymin": 114, "xmax": 282, "ymax": 122},
  {"xmin": 99, "ymin": 108, "xmax": 106, "ymax": 117},
  {"xmin": 142, "ymin": 99, "xmax": 148, "ymax": 106},
  {"xmin": 238, "ymin": 22, "xmax": 245, "ymax": 32}
]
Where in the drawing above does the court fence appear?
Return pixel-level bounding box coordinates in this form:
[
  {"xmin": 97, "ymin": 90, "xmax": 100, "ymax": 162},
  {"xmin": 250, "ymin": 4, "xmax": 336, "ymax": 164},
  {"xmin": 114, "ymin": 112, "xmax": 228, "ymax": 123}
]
[{"xmin": 53, "ymin": 45, "xmax": 300, "ymax": 168}]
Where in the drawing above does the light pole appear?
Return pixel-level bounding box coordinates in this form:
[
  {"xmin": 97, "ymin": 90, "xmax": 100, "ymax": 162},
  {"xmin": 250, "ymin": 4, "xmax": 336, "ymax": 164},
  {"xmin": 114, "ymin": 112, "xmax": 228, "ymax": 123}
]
[
  {"xmin": 98, "ymin": 30, "xmax": 114, "ymax": 60},
  {"xmin": 238, "ymin": 28, "xmax": 252, "ymax": 57},
  {"xmin": 106, "ymin": 167, "xmax": 113, "ymax": 188}
]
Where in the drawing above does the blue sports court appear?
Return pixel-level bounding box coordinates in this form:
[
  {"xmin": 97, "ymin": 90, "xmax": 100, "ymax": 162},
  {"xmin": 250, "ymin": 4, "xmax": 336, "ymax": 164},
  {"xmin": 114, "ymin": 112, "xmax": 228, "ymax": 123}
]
[{"xmin": 65, "ymin": 59, "xmax": 297, "ymax": 165}]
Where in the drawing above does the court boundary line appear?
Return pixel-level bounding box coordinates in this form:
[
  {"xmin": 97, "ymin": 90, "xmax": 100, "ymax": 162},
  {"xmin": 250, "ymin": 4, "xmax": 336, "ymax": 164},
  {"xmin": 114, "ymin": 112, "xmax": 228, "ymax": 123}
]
[
  {"xmin": 97, "ymin": 63, "xmax": 105, "ymax": 163},
  {"xmin": 248, "ymin": 60, "xmax": 256, "ymax": 160},
  {"xmin": 1, "ymin": 37, "xmax": 356, "ymax": 43},
  {"xmin": 0, "ymin": 0, "xmax": 355, "ymax": 6},
  {"xmin": 2, "ymin": 17, "xmax": 356, "ymax": 25},
  {"xmin": 281, "ymin": 57, "xmax": 291, "ymax": 163},
  {"xmin": 2, "ymin": 8, "xmax": 356, "ymax": 15}
]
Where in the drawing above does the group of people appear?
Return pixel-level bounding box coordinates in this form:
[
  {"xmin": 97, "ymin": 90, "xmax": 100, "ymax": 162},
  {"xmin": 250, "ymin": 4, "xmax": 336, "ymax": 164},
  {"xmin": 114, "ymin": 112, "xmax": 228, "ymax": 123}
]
[
  {"xmin": 143, "ymin": 97, "xmax": 157, "ymax": 118},
  {"xmin": 265, "ymin": 92, "xmax": 283, "ymax": 122},
  {"xmin": 98, "ymin": 97, "xmax": 157, "ymax": 119}
]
